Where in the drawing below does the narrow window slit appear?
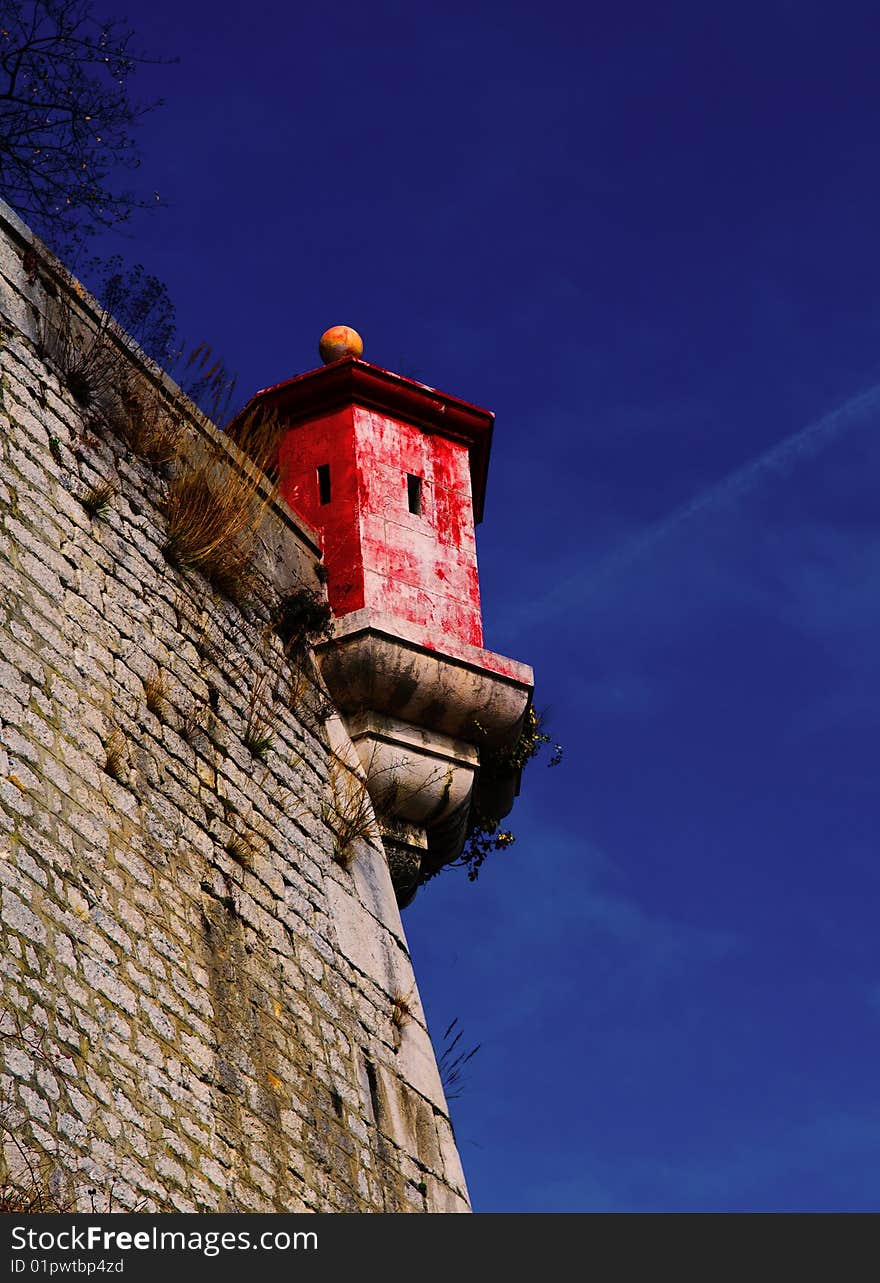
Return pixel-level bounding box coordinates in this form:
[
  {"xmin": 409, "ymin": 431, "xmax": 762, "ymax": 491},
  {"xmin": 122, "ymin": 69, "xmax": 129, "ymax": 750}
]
[
  {"xmin": 317, "ymin": 463, "xmax": 331, "ymax": 505},
  {"xmin": 364, "ymin": 1056, "xmax": 381, "ymax": 1124},
  {"xmin": 407, "ymin": 473, "xmax": 422, "ymax": 516}
]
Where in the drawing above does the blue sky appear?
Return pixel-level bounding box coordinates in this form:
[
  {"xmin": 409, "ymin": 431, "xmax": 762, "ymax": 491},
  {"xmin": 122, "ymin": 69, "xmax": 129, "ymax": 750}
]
[{"xmin": 36, "ymin": 0, "xmax": 880, "ymax": 1210}]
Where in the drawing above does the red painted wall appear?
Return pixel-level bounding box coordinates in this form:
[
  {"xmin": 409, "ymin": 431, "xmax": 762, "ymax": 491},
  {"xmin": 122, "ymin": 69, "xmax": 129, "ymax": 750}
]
[
  {"xmin": 277, "ymin": 407, "xmax": 365, "ymax": 618},
  {"xmin": 276, "ymin": 404, "xmax": 483, "ymax": 648},
  {"xmin": 354, "ymin": 408, "xmax": 483, "ymax": 648}
]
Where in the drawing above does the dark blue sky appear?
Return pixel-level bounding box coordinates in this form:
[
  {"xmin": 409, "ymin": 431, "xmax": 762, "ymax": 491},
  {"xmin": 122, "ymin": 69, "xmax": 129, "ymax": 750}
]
[{"xmin": 70, "ymin": 0, "xmax": 880, "ymax": 1211}]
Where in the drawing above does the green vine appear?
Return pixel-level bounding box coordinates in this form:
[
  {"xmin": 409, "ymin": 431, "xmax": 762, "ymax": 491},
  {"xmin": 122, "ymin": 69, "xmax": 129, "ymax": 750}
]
[
  {"xmin": 482, "ymin": 705, "xmax": 563, "ymax": 777},
  {"xmin": 450, "ymin": 706, "xmax": 563, "ymax": 882}
]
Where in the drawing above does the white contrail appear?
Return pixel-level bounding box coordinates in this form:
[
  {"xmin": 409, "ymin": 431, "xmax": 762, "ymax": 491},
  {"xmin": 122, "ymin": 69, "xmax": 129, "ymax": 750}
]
[
  {"xmin": 632, "ymin": 382, "xmax": 880, "ymax": 545},
  {"xmin": 506, "ymin": 379, "xmax": 880, "ymax": 633}
]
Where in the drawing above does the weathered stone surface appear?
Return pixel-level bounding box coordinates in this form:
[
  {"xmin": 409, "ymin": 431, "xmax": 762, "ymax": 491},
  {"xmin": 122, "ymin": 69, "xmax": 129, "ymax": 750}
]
[
  {"xmin": 317, "ymin": 607, "xmax": 533, "ymax": 743},
  {"xmin": 0, "ymin": 200, "xmax": 468, "ymax": 1214}
]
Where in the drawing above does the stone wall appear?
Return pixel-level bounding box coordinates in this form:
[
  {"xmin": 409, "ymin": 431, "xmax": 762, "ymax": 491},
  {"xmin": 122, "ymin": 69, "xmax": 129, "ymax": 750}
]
[{"xmin": 0, "ymin": 201, "xmax": 469, "ymax": 1213}]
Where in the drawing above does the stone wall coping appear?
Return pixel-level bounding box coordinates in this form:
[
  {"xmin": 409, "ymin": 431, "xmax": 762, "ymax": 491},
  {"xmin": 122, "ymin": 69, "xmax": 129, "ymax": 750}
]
[{"xmin": 322, "ymin": 606, "xmax": 534, "ymax": 690}]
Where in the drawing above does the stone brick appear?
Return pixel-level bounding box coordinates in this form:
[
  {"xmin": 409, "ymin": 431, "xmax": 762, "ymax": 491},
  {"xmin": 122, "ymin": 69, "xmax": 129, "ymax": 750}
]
[
  {"xmin": 0, "ymin": 203, "xmax": 469, "ymax": 1215},
  {"xmin": 2, "ymin": 887, "xmax": 46, "ymax": 945}
]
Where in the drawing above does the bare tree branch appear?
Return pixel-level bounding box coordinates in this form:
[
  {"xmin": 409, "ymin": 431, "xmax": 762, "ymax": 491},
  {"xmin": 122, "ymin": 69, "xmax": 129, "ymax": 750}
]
[{"xmin": 0, "ymin": 0, "xmax": 171, "ymax": 249}]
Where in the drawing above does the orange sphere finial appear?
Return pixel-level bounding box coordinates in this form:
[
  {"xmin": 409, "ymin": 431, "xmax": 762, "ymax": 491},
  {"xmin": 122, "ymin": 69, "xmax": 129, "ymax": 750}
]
[{"xmin": 319, "ymin": 325, "xmax": 364, "ymax": 364}]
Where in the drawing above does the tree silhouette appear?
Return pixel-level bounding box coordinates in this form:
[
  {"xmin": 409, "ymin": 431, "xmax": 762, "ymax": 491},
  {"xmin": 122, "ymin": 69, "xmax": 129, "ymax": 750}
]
[{"xmin": 0, "ymin": 0, "xmax": 166, "ymax": 249}]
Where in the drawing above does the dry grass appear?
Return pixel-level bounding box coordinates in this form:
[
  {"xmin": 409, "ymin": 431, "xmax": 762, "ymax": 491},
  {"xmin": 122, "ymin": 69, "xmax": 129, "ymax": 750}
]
[
  {"xmin": 41, "ymin": 280, "xmax": 186, "ymax": 471},
  {"xmin": 225, "ymin": 832, "xmax": 257, "ymax": 869},
  {"xmin": 142, "ymin": 669, "xmax": 169, "ymax": 719},
  {"xmin": 243, "ymin": 671, "xmax": 284, "ymax": 763},
  {"xmin": 80, "ymin": 478, "xmax": 117, "ymax": 518},
  {"xmin": 286, "ymin": 651, "xmax": 334, "ymax": 730},
  {"xmin": 109, "ymin": 384, "xmax": 185, "ymax": 466},
  {"xmin": 161, "ymin": 413, "xmax": 278, "ymax": 604},
  {"xmin": 180, "ymin": 342, "xmax": 239, "ymax": 427},
  {"xmin": 220, "ymin": 793, "xmax": 271, "ymax": 871},
  {"xmin": 176, "ymin": 701, "xmax": 209, "ymax": 749},
  {"xmin": 137, "ymin": 416, "xmax": 184, "ymax": 467},
  {"xmin": 103, "ymin": 728, "xmax": 126, "ymax": 779},
  {"xmin": 40, "ymin": 296, "xmax": 120, "ymax": 414},
  {"xmin": 322, "ymin": 748, "xmax": 444, "ymax": 874},
  {"xmin": 390, "ymin": 991, "xmax": 415, "ymax": 1032},
  {"xmin": 38, "ymin": 268, "xmax": 230, "ymax": 473},
  {"xmin": 437, "ymin": 1018, "xmax": 480, "ymax": 1101},
  {"xmin": 323, "ymin": 759, "xmax": 380, "ymax": 869},
  {"xmin": 162, "ymin": 467, "xmax": 261, "ymax": 602}
]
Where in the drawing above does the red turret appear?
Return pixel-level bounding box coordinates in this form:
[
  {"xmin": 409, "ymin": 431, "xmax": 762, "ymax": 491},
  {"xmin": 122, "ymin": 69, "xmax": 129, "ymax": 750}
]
[
  {"xmin": 242, "ymin": 329, "xmax": 492, "ymax": 651},
  {"xmin": 231, "ymin": 326, "xmax": 532, "ymax": 905}
]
